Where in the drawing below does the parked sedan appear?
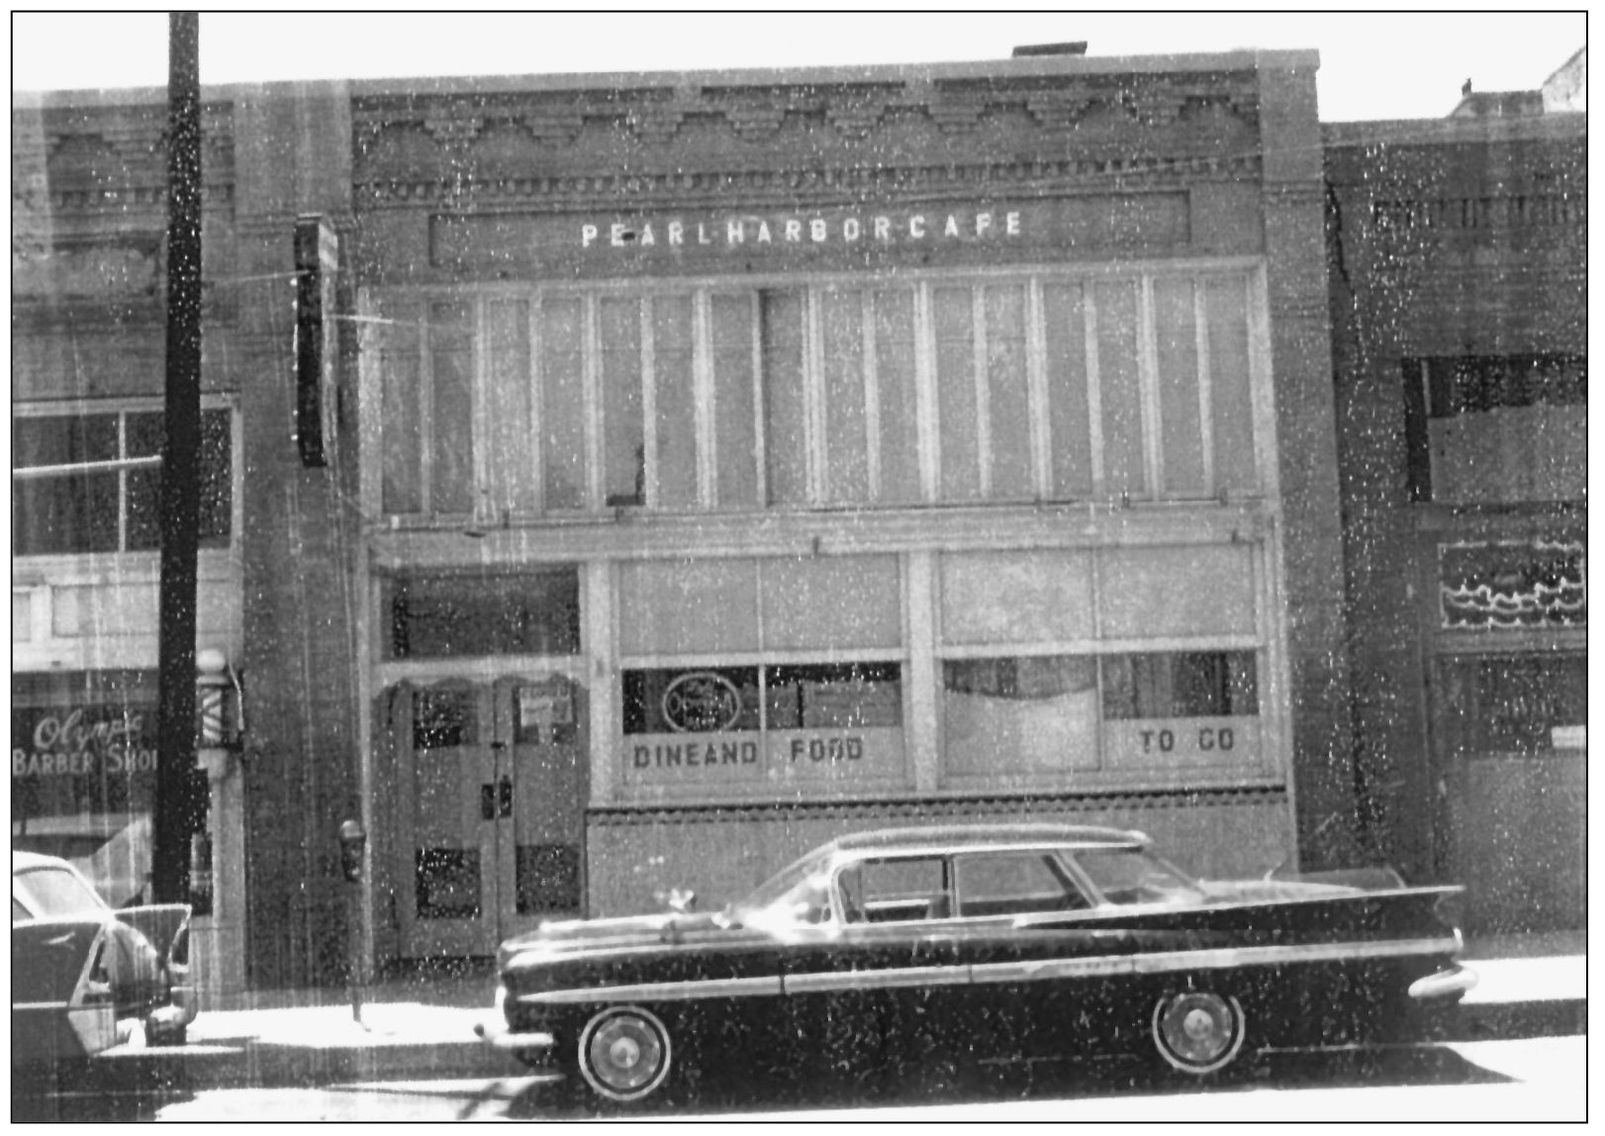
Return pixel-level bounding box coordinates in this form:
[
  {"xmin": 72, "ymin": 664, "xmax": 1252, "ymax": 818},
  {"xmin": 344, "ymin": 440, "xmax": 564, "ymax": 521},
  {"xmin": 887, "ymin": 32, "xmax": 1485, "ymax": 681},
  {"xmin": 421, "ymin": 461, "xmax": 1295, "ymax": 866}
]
[
  {"xmin": 12, "ymin": 851, "xmax": 197, "ymax": 1068},
  {"xmin": 477, "ymin": 824, "xmax": 1475, "ymax": 1106}
]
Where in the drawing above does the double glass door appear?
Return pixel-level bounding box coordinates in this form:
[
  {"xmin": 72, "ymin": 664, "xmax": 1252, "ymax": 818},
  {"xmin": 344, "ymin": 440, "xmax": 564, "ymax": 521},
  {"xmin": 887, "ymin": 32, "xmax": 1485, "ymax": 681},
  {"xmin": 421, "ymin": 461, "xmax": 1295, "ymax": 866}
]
[{"xmin": 397, "ymin": 675, "xmax": 587, "ymax": 957}]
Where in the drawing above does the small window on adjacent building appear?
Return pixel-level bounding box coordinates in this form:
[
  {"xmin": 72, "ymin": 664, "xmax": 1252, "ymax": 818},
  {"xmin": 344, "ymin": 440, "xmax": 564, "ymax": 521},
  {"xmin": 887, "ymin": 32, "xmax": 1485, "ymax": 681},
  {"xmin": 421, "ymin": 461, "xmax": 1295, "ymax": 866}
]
[
  {"xmin": 12, "ymin": 406, "xmax": 233, "ymax": 556},
  {"xmin": 1404, "ymin": 353, "xmax": 1586, "ymax": 504}
]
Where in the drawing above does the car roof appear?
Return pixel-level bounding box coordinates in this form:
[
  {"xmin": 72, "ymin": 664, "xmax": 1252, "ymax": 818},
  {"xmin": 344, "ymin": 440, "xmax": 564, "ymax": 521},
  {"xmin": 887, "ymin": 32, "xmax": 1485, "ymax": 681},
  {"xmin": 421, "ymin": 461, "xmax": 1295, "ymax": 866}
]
[
  {"xmin": 823, "ymin": 824, "xmax": 1149, "ymax": 858},
  {"xmin": 12, "ymin": 850, "xmax": 72, "ymax": 873}
]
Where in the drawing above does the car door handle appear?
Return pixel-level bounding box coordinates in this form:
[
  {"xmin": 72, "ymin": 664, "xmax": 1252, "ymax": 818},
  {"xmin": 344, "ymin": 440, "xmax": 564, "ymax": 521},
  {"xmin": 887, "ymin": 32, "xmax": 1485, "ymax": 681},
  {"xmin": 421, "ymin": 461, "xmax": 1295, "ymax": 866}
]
[
  {"xmin": 480, "ymin": 783, "xmax": 496, "ymax": 821},
  {"xmin": 498, "ymin": 775, "xmax": 513, "ymax": 819}
]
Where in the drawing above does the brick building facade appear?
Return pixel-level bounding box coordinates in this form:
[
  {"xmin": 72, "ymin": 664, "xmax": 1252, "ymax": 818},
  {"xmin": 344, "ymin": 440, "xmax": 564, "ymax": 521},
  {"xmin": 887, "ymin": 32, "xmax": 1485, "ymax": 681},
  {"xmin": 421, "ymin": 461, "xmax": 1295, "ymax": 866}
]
[
  {"xmin": 1325, "ymin": 100, "xmax": 1586, "ymax": 935},
  {"xmin": 12, "ymin": 45, "xmax": 1581, "ymax": 991}
]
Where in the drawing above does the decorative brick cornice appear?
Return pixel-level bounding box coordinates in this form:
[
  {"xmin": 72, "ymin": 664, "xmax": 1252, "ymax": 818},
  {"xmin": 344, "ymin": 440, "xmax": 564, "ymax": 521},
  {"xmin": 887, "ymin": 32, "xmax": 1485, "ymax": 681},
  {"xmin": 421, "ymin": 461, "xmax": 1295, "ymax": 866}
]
[
  {"xmin": 351, "ymin": 70, "xmax": 1261, "ymax": 181},
  {"xmin": 353, "ymin": 151, "xmax": 1262, "ymax": 212}
]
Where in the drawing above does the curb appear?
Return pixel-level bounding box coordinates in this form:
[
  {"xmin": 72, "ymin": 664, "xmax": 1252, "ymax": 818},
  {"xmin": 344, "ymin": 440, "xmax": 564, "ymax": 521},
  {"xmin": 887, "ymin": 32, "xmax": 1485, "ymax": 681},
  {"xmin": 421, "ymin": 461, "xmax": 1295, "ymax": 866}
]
[
  {"xmin": 61, "ymin": 996, "xmax": 1586, "ymax": 1095},
  {"xmin": 65, "ymin": 1039, "xmax": 519, "ymax": 1096},
  {"xmin": 1452, "ymin": 998, "xmax": 1588, "ymax": 1043}
]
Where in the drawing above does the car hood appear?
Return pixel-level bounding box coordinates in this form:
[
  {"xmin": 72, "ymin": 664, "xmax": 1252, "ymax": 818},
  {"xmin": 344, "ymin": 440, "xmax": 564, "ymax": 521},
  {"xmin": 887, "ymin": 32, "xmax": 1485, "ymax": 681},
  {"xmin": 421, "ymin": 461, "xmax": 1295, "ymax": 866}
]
[{"xmin": 497, "ymin": 910, "xmax": 732, "ymax": 968}]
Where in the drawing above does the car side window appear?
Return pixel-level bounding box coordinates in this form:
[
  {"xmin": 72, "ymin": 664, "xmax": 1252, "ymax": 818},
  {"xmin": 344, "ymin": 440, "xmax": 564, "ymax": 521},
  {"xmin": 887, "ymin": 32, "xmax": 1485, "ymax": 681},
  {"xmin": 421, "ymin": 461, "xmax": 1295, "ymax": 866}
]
[
  {"xmin": 850, "ymin": 856, "xmax": 950, "ymax": 922},
  {"xmin": 954, "ymin": 852, "xmax": 1091, "ymax": 917},
  {"xmin": 12, "ymin": 867, "xmax": 105, "ymax": 918}
]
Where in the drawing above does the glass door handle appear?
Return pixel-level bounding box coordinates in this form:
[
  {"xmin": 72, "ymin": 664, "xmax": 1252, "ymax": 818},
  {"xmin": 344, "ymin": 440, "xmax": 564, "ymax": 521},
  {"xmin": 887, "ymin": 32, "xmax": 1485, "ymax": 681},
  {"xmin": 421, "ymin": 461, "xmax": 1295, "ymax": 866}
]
[
  {"xmin": 480, "ymin": 783, "xmax": 496, "ymax": 821},
  {"xmin": 498, "ymin": 775, "xmax": 513, "ymax": 819}
]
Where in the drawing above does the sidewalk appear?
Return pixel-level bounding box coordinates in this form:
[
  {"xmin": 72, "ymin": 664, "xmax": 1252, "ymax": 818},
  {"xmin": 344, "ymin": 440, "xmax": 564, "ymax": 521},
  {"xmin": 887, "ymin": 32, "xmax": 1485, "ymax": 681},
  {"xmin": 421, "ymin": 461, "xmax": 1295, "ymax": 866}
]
[{"xmin": 87, "ymin": 935, "xmax": 1585, "ymax": 1093}]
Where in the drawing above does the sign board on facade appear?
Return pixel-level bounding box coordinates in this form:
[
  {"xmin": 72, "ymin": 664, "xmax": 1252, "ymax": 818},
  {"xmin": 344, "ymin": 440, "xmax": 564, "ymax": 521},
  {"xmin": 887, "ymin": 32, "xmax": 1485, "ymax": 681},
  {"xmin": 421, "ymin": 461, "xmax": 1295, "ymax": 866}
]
[{"xmin": 429, "ymin": 195, "xmax": 1190, "ymax": 276}]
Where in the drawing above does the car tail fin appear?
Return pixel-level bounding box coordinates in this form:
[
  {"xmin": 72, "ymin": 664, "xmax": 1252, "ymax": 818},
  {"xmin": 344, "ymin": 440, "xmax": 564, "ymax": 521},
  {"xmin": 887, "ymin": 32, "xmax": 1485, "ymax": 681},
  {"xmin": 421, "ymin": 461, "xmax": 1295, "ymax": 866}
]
[{"xmin": 114, "ymin": 903, "xmax": 191, "ymax": 967}]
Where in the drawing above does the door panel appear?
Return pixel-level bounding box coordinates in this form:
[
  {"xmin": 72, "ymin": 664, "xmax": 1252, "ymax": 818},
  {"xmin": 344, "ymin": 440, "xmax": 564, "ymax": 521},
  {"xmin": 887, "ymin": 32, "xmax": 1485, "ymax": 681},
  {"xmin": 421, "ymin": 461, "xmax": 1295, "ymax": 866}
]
[
  {"xmin": 396, "ymin": 676, "xmax": 589, "ymax": 959},
  {"xmin": 497, "ymin": 675, "xmax": 589, "ymax": 939},
  {"xmin": 398, "ymin": 683, "xmax": 500, "ymax": 957}
]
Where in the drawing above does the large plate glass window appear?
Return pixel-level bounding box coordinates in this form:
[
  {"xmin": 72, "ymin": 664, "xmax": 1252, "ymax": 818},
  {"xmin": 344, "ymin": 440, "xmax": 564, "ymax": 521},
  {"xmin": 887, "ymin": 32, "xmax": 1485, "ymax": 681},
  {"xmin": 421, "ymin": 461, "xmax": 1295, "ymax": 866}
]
[{"xmin": 617, "ymin": 555, "xmax": 905, "ymax": 803}]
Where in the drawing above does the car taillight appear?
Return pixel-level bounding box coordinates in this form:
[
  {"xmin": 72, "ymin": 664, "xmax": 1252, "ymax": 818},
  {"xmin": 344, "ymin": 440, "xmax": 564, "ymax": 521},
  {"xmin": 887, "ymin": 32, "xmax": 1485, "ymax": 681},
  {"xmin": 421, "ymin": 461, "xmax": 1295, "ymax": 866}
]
[
  {"xmin": 79, "ymin": 937, "xmax": 115, "ymax": 1007},
  {"xmin": 1433, "ymin": 892, "xmax": 1466, "ymax": 936}
]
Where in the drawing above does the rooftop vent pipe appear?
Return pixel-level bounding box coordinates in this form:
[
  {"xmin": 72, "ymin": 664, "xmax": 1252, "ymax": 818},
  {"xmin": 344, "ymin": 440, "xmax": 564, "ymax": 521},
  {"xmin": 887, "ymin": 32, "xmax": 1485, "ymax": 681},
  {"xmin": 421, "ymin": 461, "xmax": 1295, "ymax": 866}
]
[{"xmin": 1012, "ymin": 42, "xmax": 1089, "ymax": 58}]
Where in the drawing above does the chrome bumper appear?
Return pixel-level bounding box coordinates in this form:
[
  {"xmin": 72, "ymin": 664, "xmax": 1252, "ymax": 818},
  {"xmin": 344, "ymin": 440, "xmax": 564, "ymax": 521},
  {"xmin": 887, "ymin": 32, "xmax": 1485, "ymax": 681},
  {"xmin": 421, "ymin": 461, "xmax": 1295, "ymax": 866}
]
[
  {"xmin": 1408, "ymin": 964, "xmax": 1479, "ymax": 1001},
  {"xmin": 474, "ymin": 1015, "xmax": 556, "ymax": 1054}
]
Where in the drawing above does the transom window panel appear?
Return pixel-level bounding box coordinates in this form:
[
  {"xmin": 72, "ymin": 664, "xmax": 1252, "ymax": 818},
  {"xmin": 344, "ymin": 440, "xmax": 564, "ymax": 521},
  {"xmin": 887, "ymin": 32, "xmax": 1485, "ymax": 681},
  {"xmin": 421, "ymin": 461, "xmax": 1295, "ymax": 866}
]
[
  {"xmin": 370, "ymin": 267, "xmax": 1263, "ymax": 519},
  {"xmin": 13, "ymin": 405, "xmax": 233, "ymax": 556},
  {"xmin": 618, "ymin": 555, "xmax": 901, "ymax": 656}
]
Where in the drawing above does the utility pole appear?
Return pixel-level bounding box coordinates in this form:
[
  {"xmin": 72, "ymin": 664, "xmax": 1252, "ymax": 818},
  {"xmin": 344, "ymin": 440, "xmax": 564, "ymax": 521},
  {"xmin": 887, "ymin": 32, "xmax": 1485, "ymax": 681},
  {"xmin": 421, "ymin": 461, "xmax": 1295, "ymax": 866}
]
[{"xmin": 152, "ymin": 11, "xmax": 204, "ymax": 905}]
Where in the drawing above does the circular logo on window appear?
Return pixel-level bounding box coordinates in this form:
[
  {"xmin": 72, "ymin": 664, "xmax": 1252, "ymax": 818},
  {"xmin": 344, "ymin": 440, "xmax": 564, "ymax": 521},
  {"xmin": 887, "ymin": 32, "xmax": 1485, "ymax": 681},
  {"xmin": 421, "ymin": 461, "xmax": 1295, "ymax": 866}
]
[{"xmin": 661, "ymin": 671, "xmax": 742, "ymax": 733}]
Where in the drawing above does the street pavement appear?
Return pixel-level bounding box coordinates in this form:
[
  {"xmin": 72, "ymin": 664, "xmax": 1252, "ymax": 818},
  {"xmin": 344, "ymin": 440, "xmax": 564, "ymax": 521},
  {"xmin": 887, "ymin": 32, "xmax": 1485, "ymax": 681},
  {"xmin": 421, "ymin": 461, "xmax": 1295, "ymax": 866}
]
[{"xmin": 58, "ymin": 932, "xmax": 1586, "ymax": 1095}]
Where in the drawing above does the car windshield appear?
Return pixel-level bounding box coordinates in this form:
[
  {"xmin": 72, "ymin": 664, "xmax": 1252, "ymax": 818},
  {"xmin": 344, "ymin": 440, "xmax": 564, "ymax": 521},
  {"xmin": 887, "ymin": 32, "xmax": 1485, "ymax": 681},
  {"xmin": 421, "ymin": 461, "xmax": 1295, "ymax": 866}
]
[
  {"xmin": 13, "ymin": 864, "xmax": 107, "ymax": 919},
  {"xmin": 723, "ymin": 848, "xmax": 835, "ymax": 930},
  {"xmin": 1073, "ymin": 847, "xmax": 1204, "ymax": 906}
]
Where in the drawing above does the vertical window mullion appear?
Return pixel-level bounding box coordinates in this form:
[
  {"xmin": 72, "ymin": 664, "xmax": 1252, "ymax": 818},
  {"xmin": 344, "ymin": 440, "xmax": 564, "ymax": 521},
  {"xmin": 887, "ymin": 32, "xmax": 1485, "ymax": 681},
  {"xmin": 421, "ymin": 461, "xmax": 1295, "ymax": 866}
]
[
  {"xmin": 1084, "ymin": 286, "xmax": 1104, "ymax": 495},
  {"xmin": 583, "ymin": 295, "xmax": 602, "ymax": 511},
  {"xmin": 640, "ymin": 299, "xmax": 658, "ymax": 510},
  {"xmin": 472, "ymin": 296, "xmax": 489, "ymax": 522},
  {"xmin": 806, "ymin": 288, "xmax": 825, "ymax": 505},
  {"xmin": 749, "ymin": 290, "xmax": 768, "ymax": 508},
  {"xmin": 914, "ymin": 284, "xmax": 939, "ymax": 502},
  {"xmin": 1194, "ymin": 278, "xmax": 1216, "ymax": 497},
  {"xmin": 694, "ymin": 290, "xmax": 715, "ymax": 510},
  {"xmin": 419, "ymin": 313, "xmax": 435, "ymax": 513},
  {"xmin": 1137, "ymin": 276, "xmax": 1163, "ymax": 500},
  {"xmin": 972, "ymin": 287, "xmax": 992, "ymax": 499},
  {"xmin": 862, "ymin": 289, "xmax": 882, "ymax": 501},
  {"xmin": 527, "ymin": 297, "xmax": 546, "ymax": 512},
  {"xmin": 1026, "ymin": 278, "xmax": 1052, "ymax": 501}
]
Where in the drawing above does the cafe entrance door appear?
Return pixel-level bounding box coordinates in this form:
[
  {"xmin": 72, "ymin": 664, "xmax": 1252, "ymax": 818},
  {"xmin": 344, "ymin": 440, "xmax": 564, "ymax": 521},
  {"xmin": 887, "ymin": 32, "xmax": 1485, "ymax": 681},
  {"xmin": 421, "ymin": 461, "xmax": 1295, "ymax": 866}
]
[{"xmin": 393, "ymin": 674, "xmax": 588, "ymax": 958}]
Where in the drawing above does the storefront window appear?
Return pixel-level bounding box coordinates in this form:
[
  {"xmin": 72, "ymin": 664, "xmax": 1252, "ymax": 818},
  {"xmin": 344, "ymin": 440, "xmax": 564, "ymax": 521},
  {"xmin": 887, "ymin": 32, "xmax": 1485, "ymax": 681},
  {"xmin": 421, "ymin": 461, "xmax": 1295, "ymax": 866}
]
[
  {"xmin": 943, "ymin": 656, "xmax": 1100, "ymax": 777},
  {"xmin": 623, "ymin": 667, "xmax": 762, "ymax": 735},
  {"xmin": 764, "ymin": 663, "xmax": 902, "ymax": 730},
  {"xmin": 1099, "ymin": 651, "xmax": 1261, "ymax": 771},
  {"xmin": 1101, "ymin": 651, "xmax": 1259, "ymax": 719},
  {"xmin": 11, "ymin": 670, "xmax": 167, "ymax": 908},
  {"xmin": 622, "ymin": 662, "xmax": 907, "ymax": 795}
]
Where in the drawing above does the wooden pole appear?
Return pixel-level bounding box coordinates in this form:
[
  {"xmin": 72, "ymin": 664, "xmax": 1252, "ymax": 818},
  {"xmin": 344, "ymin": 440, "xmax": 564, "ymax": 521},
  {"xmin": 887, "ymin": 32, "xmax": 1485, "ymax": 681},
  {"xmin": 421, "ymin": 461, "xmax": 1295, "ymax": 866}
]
[{"xmin": 152, "ymin": 11, "xmax": 204, "ymax": 905}]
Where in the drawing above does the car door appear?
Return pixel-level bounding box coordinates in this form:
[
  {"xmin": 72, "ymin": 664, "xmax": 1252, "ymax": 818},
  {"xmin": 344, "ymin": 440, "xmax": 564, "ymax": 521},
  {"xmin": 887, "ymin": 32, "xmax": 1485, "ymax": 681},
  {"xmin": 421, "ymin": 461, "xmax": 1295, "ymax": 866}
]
[
  {"xmin": 947, "ymin": 849, "xmax": 1137, "ymax": 1063},
  {"xmin": 782, "ymin": 854, "xmax": 967, "ymax": 1081}
]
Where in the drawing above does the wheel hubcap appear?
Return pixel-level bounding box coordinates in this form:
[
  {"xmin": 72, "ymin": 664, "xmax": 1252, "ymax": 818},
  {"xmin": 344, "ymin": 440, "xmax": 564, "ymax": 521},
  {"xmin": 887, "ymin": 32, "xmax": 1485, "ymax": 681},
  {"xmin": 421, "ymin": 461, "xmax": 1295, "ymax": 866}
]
[
  {"xmin": 581, "ymin": 1009, "xmax": 671, "ymax": 1101},
  {"xmin": 1153, "ymin": 991, "xmax": 1243, "ymax": 1073}
]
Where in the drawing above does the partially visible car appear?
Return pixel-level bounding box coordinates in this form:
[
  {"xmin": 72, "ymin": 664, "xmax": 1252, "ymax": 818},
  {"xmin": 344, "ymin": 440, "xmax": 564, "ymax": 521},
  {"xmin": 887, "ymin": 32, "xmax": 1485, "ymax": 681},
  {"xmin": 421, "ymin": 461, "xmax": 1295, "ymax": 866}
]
[
  {"xmin": 12, "ymin": 851, "xmax": 196, "ymax": 1068},
  {"xmin": 478, "ymin": 824, "xmax": 1476, "ymax": 1107}
]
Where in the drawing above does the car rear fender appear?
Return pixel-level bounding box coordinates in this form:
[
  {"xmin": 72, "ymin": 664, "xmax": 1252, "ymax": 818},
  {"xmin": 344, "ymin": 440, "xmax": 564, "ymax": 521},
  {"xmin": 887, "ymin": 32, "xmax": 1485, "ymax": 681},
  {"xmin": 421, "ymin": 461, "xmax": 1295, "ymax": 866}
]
[{"xmin": 12, "ymin": 918, "xmax": 119, "ymax": 1062}]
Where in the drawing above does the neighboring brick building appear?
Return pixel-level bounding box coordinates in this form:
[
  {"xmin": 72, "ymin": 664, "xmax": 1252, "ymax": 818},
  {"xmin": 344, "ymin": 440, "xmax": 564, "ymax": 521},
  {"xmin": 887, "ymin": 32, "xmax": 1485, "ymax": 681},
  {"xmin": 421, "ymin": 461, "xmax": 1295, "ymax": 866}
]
[
  {"xmin": 1324, "ymin": 95, "xmax": 1586, "ymax": 935},
  {"xmin": 13, "ymin": 42, "xmax": 1578, "ymax": 991}
]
